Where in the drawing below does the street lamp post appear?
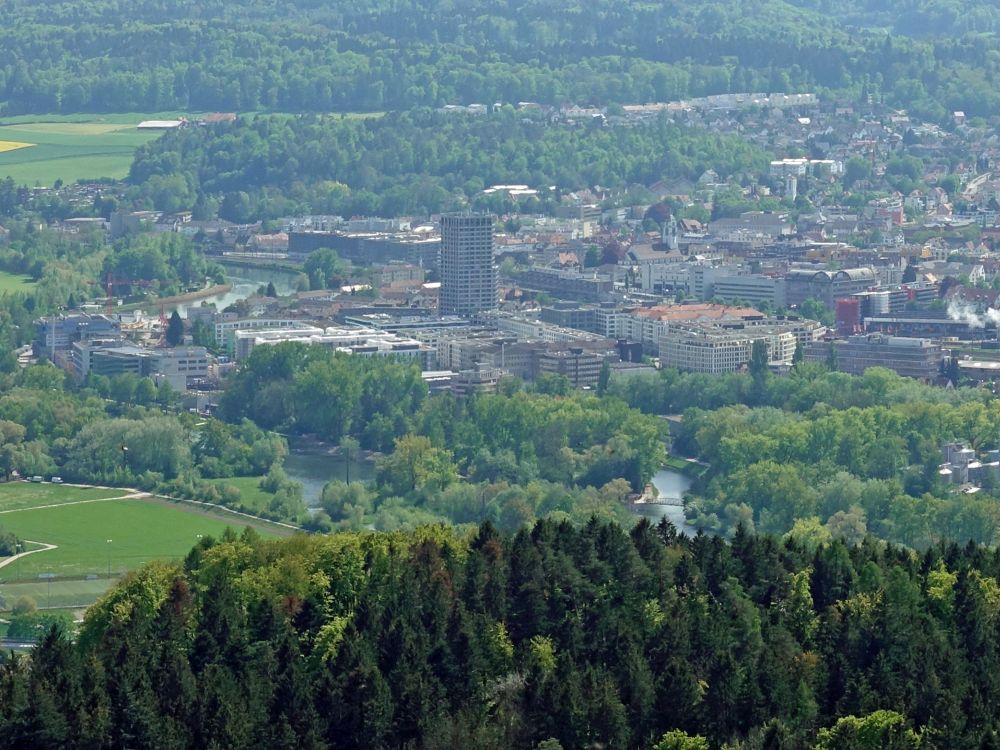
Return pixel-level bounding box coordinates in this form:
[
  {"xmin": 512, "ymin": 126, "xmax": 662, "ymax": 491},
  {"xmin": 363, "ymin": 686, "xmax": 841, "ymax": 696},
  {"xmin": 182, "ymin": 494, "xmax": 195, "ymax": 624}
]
[
  {"xmin": 121, "ymin": 445, "xmax": 129, "ymax": 471},
  {"xmin": 106, "ymin": 539, "xmax": 112, "ymax": 578}
]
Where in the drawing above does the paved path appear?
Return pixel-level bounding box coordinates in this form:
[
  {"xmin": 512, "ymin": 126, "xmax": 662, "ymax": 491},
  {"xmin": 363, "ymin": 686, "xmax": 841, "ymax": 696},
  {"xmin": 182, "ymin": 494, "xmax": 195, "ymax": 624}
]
[
  {"xmin": 0, "ymin": 540, "xmax": 58, "ymax": 570},
  {"xmin": 0, "ymin": 491, "xmax": 148, "ymax": 515}
]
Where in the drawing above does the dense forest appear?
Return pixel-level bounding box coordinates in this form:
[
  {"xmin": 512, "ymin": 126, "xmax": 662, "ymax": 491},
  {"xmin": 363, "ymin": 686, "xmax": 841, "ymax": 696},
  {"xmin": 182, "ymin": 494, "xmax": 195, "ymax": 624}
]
[
  {"xmin": 5, "ymin": 521, "xmax": 1000, "ymax": 748},
  {"xmin": 0, "ymin": 0, "xmax": 999, "ymax": 120},
  {"xmin": 125, "ymin": 110, "xmax": 769, "ymax": 220}
]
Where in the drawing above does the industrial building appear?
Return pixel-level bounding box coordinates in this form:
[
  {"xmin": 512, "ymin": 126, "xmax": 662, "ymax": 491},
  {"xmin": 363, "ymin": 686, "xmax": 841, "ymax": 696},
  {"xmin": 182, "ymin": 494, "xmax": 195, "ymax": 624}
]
[
  {"xmin": 513, "ymin": 266, "xmax": 615, "ymax": 302},
  {"xmin": 805, "ymin": 334, "xmax": 943, "ymax": 380},
  {"xmin": 783, "ymin": 267, "xmax": 879, "ymax": 308},
  {"xmin": 70, "ymin": 340, "xmax": 209, "ymax": 391},
  {"xmin": 34, "ymin": 313, "xmax": 119, "ymax": 357},
  {"xmin": 536, "ymin": 348, "xmax": 611, "ymax": 389}
]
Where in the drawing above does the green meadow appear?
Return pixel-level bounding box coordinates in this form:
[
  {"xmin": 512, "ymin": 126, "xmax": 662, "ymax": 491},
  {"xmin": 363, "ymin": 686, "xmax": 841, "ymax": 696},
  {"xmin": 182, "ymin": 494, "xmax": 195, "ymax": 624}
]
[
  {"xmin": 0, "ymin": 483, "xmax": 289, "ymax": 589},
  {"xmin": 0, "ymin": 271, "xmax": 36, "ymax": 294},
  {"xmin": 0, "ymin": 483, "xmax": 127, "ymax": 512},
  {"xmin": 206, "ymin": 476, "xmax": 276, "ymax": 515}
]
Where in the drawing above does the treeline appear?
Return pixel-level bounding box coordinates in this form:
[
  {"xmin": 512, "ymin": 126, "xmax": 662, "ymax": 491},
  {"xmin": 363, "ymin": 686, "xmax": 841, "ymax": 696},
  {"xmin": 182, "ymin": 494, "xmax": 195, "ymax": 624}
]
[
  {"xmin": 0, "ymin": 363, "xmax": 304, "ymax": 522},
  {"xmin": 609, "ymin": 363, "xmax": 1000, "ymax": 546},
  {"xmin": 1, "ymin": 0, "xmax": 1000, "ymax": 121},
  {"xmin": 7, "ymin": 521, "xmax": 1000, "ymax": 747},
  {"xmin": 126, "ymin": 110, "xmax": 769, "ymax": 220}
]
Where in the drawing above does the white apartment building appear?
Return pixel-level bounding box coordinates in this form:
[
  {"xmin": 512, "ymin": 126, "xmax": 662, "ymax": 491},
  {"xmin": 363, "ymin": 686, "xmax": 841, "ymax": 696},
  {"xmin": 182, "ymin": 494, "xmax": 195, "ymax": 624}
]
[{"xmin": 660, "ymin": 324, "xmax": 797, "ymax": 374}]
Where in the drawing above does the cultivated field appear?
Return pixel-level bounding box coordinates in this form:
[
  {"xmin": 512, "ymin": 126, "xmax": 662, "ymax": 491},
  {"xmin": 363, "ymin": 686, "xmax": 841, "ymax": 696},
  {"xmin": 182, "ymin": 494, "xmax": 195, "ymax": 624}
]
[
  {"xmin": 0, "ymin": 115, "xmax": 167, "ymax": 185},
  {"xmin": 0, "ymin": 141, "xmax": 32, "ymax": 154}
]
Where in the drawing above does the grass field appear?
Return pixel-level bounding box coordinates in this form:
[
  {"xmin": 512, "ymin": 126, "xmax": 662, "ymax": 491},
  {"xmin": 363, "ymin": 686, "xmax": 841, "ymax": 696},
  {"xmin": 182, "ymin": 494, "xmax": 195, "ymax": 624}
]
[
  {"xmin": 0, "ymin": 483, "xmax": 287, "ymax": 583},
  {"xmin": 0, "ymin": 483, "xmax": 128, "ymax": 512},
  {"xmin": 0, "ymin": 271, "xmax": 35, "ymax": 294}
]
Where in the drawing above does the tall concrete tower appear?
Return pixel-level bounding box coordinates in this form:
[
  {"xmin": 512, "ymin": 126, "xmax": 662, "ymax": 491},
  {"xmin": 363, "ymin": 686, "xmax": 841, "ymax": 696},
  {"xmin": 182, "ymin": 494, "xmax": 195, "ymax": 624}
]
[{"xmin": 439, "ymin": 212, "xmax": 497, "ymax": 317}]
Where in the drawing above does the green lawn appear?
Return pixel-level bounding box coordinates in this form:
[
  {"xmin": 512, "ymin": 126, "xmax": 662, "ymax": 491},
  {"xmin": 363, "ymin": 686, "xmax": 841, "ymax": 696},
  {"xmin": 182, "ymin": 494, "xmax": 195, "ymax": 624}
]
[
  {"xmin": 0, "ymin": 497, "xmax": 280, "ymax": 580},
  {"xmin": 0, "ymin": 482, "xmax": 128, "ymax": 512},
  {"xmin": 0, "ymin": 271, "xmax": 36, "ymax": 294}
]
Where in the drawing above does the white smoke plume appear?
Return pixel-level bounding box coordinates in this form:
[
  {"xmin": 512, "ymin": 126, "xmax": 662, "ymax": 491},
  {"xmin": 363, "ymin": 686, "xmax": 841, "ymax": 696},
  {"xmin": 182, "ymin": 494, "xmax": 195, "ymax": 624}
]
[{"xmin": 947, "ymin": 299, "xmax": 1000, "ymax": 329}]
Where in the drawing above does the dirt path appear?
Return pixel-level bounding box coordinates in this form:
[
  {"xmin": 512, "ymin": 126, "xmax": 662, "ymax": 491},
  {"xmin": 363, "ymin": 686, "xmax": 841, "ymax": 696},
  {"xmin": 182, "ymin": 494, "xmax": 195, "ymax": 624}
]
[{"xmin": 0, "ymin": 540, "xmax": 58, "ymax": 569}]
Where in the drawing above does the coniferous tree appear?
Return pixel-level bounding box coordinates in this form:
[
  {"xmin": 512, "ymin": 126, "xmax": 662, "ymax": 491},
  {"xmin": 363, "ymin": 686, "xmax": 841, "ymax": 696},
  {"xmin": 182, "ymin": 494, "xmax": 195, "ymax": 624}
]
[{"xmin": 165, "ymin": 310, "xmax": 184, "ymax": 346}]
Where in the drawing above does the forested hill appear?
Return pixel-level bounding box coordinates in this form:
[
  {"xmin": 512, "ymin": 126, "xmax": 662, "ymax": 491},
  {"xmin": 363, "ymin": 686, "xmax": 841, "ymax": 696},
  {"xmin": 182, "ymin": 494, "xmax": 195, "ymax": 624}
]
[
  {"xmin": 125, "ymin": 110, "xmax": 769, "ymax": 219},
  {"xmin": 2, "ymin": 0, "xmax": 1000, "ymax": 119},
  {"xmin": 6, "ymin": 521, "xmax": 1000, "ymax": 748}
]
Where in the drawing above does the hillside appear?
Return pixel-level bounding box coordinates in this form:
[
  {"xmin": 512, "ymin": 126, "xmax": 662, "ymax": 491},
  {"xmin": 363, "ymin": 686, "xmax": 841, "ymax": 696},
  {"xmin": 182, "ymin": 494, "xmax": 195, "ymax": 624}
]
[
  {"xmin": 5, "ymin": 521, "xmax": 1000, "ymax": 748},
  {"xmin": 0, "ymin": 0, "xmax": 998, "ymax": 120}
]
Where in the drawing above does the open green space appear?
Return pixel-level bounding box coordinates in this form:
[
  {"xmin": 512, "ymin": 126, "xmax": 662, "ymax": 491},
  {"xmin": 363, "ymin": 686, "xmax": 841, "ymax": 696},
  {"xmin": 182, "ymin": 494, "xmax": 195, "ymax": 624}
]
[
  {"xmin": 0, "ymin": 498, "xmax": 278, "ymax": 580},
  {"xmin": 0, "ymin": 116, "xmax": 165, "ymax": 185},
  {"xmin": 206, "ymin": 476, "xmax": 275, "ymax": 514},
  {"xmin": 0, "ymin": 271, "xmax": 36, "ymax": 294},
  {"xmin": 0, "ymin": 482, "xmax": 127, "ymax": 512}
]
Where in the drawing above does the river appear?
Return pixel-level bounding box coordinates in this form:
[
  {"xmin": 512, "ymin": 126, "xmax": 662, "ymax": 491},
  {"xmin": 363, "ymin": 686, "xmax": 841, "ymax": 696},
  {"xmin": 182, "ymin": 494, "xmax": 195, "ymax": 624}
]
[
  {"xmin": 634, "ymin": 469, "xmax": 699, "ymax": 536},
  {"xmin": 168, "ymin": 267, "xmax": 302, "ymax": 318},
  {"xmin": 185, "ymin": 268, "xmax": 700, "ymax": 525},
  {"xmin": 283, "ymin": 439, "xmax": 376, "ymax": 508}
]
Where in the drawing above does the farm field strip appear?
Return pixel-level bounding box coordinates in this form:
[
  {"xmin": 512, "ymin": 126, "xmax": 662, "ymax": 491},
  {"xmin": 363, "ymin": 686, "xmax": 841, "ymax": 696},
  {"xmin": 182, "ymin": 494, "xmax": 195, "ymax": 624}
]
[{"xmin": 0, "ymin": 140, "xmax": 33, "ymax": 153}]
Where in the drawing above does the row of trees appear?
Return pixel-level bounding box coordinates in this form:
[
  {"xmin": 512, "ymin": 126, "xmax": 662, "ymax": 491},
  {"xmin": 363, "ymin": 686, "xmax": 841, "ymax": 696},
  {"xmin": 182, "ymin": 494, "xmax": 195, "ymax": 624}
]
[{"xmin": 5, "ymin": 520, "xmax": 1000, "ymax": 748}]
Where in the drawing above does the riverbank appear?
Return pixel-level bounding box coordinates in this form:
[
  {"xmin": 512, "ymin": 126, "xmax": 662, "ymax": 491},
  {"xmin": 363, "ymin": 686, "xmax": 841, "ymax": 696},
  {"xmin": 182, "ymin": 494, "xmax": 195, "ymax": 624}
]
[
  {"xmin": 118, "ymin": 283, "xmax": 232, "ymax": 312},
  {"xmin": 218, "ymin": 256, "xmax": 305, "ymax": 274},
  {"xmin": 664, "ymin": 455, "xmax": 709, "ymax": 479},
  {"xmin": 633, "ymin": 467, "xmax": 699, "ymax": 536}
]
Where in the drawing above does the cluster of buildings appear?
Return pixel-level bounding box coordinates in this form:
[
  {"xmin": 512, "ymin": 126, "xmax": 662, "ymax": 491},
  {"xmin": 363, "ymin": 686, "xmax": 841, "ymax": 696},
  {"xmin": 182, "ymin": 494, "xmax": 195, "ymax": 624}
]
[
  {"xmin": 939, "ymin": 441, "xmax": 1000, "ymax": 493},
  {"xmin": 35, "ymin": 313, "xmax": 210, "ymax": 391},
  {"xmin": 33, "ymin": 90, "xmax": 1000, "ymax": 395}
]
